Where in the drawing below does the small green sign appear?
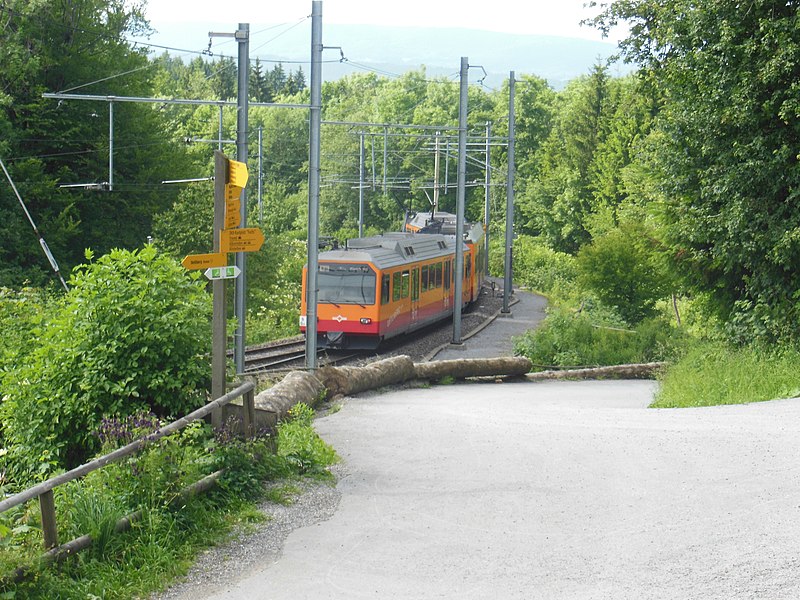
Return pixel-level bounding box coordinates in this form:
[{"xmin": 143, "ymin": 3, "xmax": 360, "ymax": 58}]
[{"xmin": 204, "ymin": 265, "xmax": 241, "ymax": 280}]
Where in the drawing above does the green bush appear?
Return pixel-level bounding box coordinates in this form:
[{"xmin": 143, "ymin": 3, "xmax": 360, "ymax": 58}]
[
  {"xmin": 246, "ymin": 234, "xmax": 306, "ymax": 344},
  {"xmin": 0, "ymin": 246, "xmax": 212, "ymax": 481},
  {"xmin": 277, "ymin": 403, "xmax": 338, "ymax": 476},
  {"xmin": 493, "ymin": 235, "xmax": 576, "ymax": 298},
  {"xmin": 576, "ymin": 225, "xmax": 672, "ymax": 324},
  {"xmin": 0, "ymin": 286, "xmax": 53, "ymax": 373},
  {"xmin": 514, "ymin": 307, "xmax": 687, "ymax": 370}
]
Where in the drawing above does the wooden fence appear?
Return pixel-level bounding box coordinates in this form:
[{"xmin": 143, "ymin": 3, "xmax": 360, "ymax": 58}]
[{"xmin": 0, "ymin": 381, "xmax": 256, "ymax": 555}]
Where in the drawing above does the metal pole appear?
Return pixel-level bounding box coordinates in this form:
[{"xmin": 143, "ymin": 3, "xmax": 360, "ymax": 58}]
[
  {"xmin": 371, "ymin": 134, "xmax": 376, "ymax": 190},
  {"xmin": 218, "ymin": 103, "xmax": 224, "ymax": 151},
  {"xmin": 484, "ymin": 120, "xmax": 491, "ymax": 276},
  {"xmin": 452, "ymin": 57, "xmax": 468, "ymax": 345},
  {"xmin": 234, "ymin": 23, "xmax": 249, "ymax": 374},
  {"xmin": 433, "ymin": 132, "xmax": 440, "ymax": 213},
  {"xmin": 108, "ymin": 101, "xmax": 114, "ymax": 191},
  {"xmin": 258, "ymin": 125, "xmax": 263, "ymax": 225},
  {"xmin": 503, "ymin": 73, "xmax": 516, "ymax": 314},
  {"xmin": 306, "ymin": 1, "xmax": 322, "ymax": 370},
  {"xmin": 383, "ymin": 126, "xmax": 388, "ymax": 194},
  {"xmin": 359, "ymin": 131, "xmax": 365, "ymax": 238},
  {"xmin": 444, "ymin": 138, "xmax": 450, "ymax": 195}
]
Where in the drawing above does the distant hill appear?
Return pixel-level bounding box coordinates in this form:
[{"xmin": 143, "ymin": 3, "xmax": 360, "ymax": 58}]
[{"xmin": 142, "ymin": 22, "xmax": 632, "ymax": 89}]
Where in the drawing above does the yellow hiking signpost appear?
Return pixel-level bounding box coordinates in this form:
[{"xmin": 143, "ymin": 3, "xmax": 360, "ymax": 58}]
[
  {"xmin": 181, "ymin": 252, "xmax": 227, "ymax": 271},
  {"xmin": 178, "ymin": 152, "xmax": 264, "ymax": 429},
  {"xmin": 220, "ymin": 227, "xmax": 265, "ymax": 253}
]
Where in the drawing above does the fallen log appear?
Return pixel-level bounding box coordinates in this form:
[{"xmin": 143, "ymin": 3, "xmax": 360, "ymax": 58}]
[
  {"xmin": 525, "ymin": 362, "xmax": 666, "ymax": 381},
  {"xmin": 249, "ymin": 370, "xmax": 326, "ymax": 425},
  {"xmin": 317, "ymin": 355, "xmax": 417, "ymax": 397},
  {"xmin": 414, "ymin": 357, "xmax": 533, "ymax": 381}
]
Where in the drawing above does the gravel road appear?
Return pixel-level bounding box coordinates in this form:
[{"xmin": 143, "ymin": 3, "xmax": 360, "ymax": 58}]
[{"xmin": 155, "ymin": 380, "xmax": 800, "ymax": 600}]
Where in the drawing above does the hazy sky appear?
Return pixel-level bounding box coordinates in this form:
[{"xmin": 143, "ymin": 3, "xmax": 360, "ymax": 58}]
[{"xmin": 144, "ymin": 0, "xmax": 616, "ymax": 42}]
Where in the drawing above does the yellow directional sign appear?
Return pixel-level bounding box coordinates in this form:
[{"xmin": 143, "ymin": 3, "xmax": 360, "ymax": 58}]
[
  {"xmin": 182, "ymin": 252, "xmax": 227, "ymax": 270},
  {"xmin": 220, "ymin": 227, "xmax": 265, "ymax": 253},
  {"xmin": 228, "ymin": 159, "xmax": 248, "ymax": 188},
  {"xmin": 225, "ymin": 184, "xmax": 242, "ymax": 202},
  {"xmin": 225, "ymin": 198, "xmax": 241, "ymax": 229}
]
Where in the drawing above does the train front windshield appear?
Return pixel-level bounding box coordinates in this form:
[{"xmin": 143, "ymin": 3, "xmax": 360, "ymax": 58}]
[{"xmin": 318, "ymin": 263, "xmax": 376, "ymax": 305}]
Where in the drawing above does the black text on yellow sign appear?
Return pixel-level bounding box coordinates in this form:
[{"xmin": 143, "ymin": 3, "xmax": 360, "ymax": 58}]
[
  {"xmin": 220, "ymin": 227, "xmax": 265, "ymax": 253},
  {"xmin": 225, "ymin": 184, "xmax": 242, "ymax": 229}
]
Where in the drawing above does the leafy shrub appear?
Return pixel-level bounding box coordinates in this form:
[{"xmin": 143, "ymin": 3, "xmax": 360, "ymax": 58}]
[
  {"xmin": 0, "ymin": 246, "xmax": 212, "ymax": 481},
  {"xmin": 0, "ymin": 286, "xmax": 52, "ymax": 375},
  {"xmin": 491, "ymin": 235, "xmax": 576, "ymax": 298},
  {"xmin": 576, "ymin": 224, "xmax": 672, "ymax": 324},
  {"xmin": 246, "ymin": 234, "xmax": 306, "ymax": 344},
  {"xmin": 210, "ymin": 416, "xmax": 286, "ymax": 500},
  {"xmin": 513, "ymin": 307, "xmax": 687, "ymax": 369},
  {"xmin": 276, "ymin": 403, "xmax": 338, "ymax": 476}
]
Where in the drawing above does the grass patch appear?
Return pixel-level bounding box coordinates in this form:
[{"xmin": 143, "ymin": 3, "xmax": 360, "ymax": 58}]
[
  {"xmin": 263, "ymin": 484, "xmax": 303, "ymax": 506},
  {"xmin": 653, "ymin": 342, "xmax": 800, "ymax": 408},
  {"xmin": 514, "ymin": 308, "xmax": 687, "ymax": 370}
]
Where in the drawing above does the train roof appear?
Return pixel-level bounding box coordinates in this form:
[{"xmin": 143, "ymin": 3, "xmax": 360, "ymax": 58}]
[
  {"xmin": 319, "ymin": 232, "xmax": 464, "ymax": 270},
  {"xmin": 404, "ymin": 211, "xmax": 484, "ymax": 243}
]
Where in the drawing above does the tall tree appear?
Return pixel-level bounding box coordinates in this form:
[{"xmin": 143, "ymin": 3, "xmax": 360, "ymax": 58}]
[
  {"xmin": 0, "ymin": 0, "xmax": 193, "ymax": 286},
  {"xmin": 519, "ymin": 65, "xmax": 615, "ymax": 252},
  {"xmin": 592, "ymin": 0, "xmax": 800, "ymax": 341}
]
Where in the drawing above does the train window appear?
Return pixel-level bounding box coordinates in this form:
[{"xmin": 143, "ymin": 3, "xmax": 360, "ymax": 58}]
[
  {"xmin": 444, "ymin": 261, "xmax": 451, "ymax": 290},
  {"xmin": 421, "ymin": 266, "xmax": 429, "ymax": 291},
  {"xmin": 434, "ymin": 262, "xmax": 442, "ymax": 288},
  {"xmin": 392, "ymin": 272, "xmax": 402, "ymax": 301},
  {"xmin": 412, "ymin": 268, "xmax": 419, "ymax": 301},
  {"xmin": 381, "ymin": 274, "xmax": 390, "ymax": 304},
  {"xmin": 401, "ymin": 270, "xmax": 410, "ymax": 298},
  {"xmin": 318, "ymin": 263, "xmax": 377, "ymax": 305},
  {"xmin": 466, "ymin": 256, "xmax": 472, "ymax": 281}
]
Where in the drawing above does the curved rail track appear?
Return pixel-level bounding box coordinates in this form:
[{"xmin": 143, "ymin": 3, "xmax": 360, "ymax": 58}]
[{"xmin": 240, "ymin": 336, "xmax": 360, "ymax": 374}]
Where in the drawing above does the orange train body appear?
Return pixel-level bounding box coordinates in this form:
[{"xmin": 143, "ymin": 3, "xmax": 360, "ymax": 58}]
[{"xmin": 300, "ymin": 213, "xmax": 486, "ymax": 349}]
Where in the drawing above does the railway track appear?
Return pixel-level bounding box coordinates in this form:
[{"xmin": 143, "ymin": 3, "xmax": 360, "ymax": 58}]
[{"xmin": 240, "ymin": 336, "xmax": 360, "ymax": 374}]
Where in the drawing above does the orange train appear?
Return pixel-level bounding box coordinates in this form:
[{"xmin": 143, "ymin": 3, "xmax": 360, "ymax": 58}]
[{"xmin": 300, "ymin": 212, "xmax": 486, "ymax": 349}]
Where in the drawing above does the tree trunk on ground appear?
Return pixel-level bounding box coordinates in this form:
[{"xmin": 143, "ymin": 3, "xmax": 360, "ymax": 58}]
[
  {"xmin": 253, "ymin": 370, "xmax": 326, "ymax": 420},
  {"xmin": 317, "ymin": 355, "xmax": 416, "ymax": 397},
  {"xmin": 525, "ymin": 363, "xmax": 666, "ymax": 381},
  {"xmin": 414, "ymin": 357, "xmax": 532, "ymax": 381}
]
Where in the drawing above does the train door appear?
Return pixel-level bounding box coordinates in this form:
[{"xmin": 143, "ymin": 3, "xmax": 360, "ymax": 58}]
[
  {"xmin": 443, "ymin": 259, "xmax": 452, "ymax": 310},
  {"xmin": 464, "ymin": 250, "xmax": 473, "ymax": 304},
  {"xmin": 411, "ymin": 267, "xmax": 420, "ymax": 323}
]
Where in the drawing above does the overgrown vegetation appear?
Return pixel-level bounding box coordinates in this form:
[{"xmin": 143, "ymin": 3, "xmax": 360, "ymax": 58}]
[
  {"xmin": 0, "ymin": 403, "xmax": 337, "ymax": 598},
  {"xmin": 0, "ymin": 247, "xmax": 212, "ymax": 481},
  {"xmin": 514, "ymin": 308, "xmax": 686, "ymax": 370},
  {"xmin": 653, "ymin": 344, "xmax": 800, "ymax": 409}
]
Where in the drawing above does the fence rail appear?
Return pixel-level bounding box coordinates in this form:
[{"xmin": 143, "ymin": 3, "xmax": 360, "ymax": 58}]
[{"xmin": 0, "ymin": 381, "xmax": 256, "ymax": 551}]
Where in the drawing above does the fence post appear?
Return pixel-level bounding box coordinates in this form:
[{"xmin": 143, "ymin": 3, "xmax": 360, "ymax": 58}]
[
  {"xmin": 243, "ymin": 387, "xmax": 255, "ymax": 439},
  {"xmin": 39, "ymin": 491, "xmax": 58, "ymax": 550}
]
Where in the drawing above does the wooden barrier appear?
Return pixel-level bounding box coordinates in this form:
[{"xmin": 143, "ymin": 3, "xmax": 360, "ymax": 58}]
[{"xmin": 0, "ymin": 381, "xmax": 256, "ymax": 553}]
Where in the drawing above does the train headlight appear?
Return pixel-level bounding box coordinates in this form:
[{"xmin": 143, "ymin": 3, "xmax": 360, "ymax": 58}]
[
  {"xmin": 360, "ymin": 318, "xmax": 372, "ymax": 325},
  {"xmin": 299, "ymin": 315, "xmax": 307, "ymax": 327}
]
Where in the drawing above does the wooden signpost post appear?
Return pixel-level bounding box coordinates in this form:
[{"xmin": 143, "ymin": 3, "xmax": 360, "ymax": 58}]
[{"xmin": 181, "ymin": 151, "xmax": 264, "ymax": 427}]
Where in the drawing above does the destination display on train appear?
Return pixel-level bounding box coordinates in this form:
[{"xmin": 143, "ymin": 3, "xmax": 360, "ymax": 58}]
[{"xmin": 318, "ymin": 263, "xmax": 373, "ymax": 274}]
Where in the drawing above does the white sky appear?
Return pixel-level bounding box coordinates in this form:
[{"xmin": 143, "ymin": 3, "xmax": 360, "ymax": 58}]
[{"xmin": 144, "ymin": 0, "xmax": 616, "ymax": 42}]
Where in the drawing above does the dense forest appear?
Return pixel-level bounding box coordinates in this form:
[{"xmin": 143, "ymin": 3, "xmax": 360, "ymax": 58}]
[{"xmin": 2, "ymin": 0, "xmax": 800, "ymax": 471}]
